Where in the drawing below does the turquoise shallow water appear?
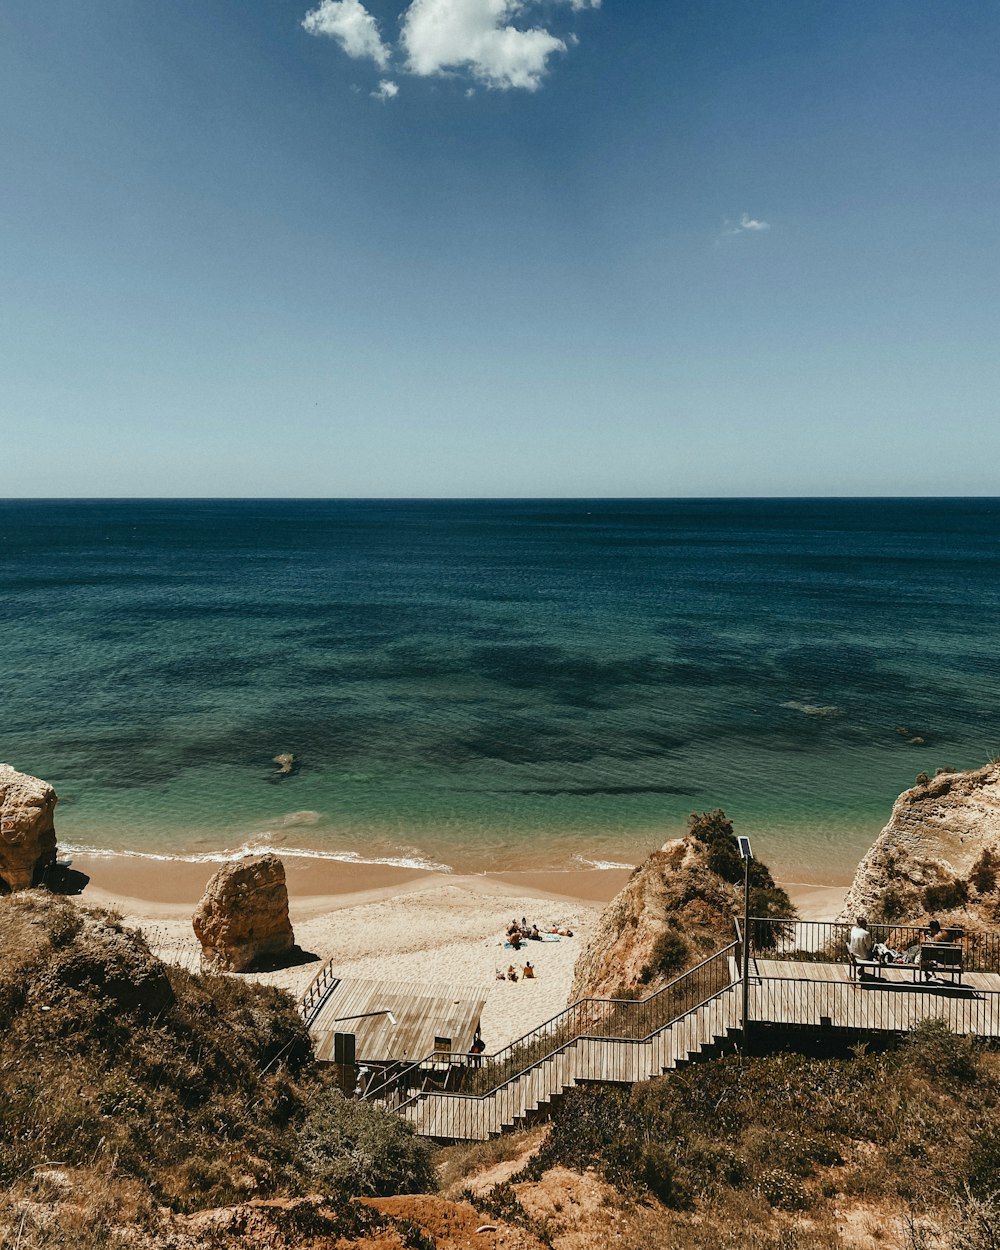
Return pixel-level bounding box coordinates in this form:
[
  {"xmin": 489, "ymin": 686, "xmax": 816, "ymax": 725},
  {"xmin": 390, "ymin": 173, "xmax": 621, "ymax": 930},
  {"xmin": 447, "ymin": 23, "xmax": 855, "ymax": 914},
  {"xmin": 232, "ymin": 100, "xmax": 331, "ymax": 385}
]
[{"xmin": 1, "ymin": 499, "xmax": 998, "ymax": 883}]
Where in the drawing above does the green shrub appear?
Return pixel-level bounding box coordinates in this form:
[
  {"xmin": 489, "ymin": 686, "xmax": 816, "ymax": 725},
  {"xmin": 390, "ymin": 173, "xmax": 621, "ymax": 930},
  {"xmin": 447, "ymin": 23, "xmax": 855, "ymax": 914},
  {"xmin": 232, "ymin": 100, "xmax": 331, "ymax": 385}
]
[
  {"xmin": 965, "ymin": 1128, "xmax": 1000, "ymax": 1199},
  {"xmin": 923, "ymin": 876, "xmax": 969, "ymax": 912},
  {"xmin": 297, "ymin": 1085, "xmax": 436, "ymax": 1198},
  {"xmin": 897, "ymin": 1018, "xmax": 980, "ymax": 1085},
  {"xmin": 642, "ymin": 927, "xmax": 690, "ymax": 982},
  {"xmin": 876, "ymin": 881, "xmax": 920, "ymax": 922},
  {"xmin": 687, "ymin": 809, "xmax": 794, "ymax": 913},
  {"xmin": 0, "ymin": 893, "xmax": 434, "ymax": 1216},
  {"xmin": 970, "ymin": 850, "xmax": 999, "ymax": 896},
  {"xmin": 756, "ymin": 1168, "xmax": 809, "ymax": 1210}
]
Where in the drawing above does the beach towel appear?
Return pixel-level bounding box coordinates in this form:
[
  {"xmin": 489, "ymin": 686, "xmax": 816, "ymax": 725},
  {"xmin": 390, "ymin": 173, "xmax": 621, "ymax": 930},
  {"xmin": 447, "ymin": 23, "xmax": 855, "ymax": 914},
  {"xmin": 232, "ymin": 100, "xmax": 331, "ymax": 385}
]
[{"xmin": 541, "ymin": 933, "xmax": 561, "ymax": 942}]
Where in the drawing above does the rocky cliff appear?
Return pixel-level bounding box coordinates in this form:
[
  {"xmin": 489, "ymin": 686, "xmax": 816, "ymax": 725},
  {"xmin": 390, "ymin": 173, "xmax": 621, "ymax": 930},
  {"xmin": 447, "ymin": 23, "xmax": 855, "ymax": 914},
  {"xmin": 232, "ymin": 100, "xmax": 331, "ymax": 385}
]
[
  {"xmin": 842, "ymin": 759, "xmax": 1000, "ymax": 927},
  {"xmin": 0, "ymin": 764, "xmax": 58, "ymax": 892},
  {"xmin": 571, "ymin": 810, "xmax": 793, "ymax": 1000}
]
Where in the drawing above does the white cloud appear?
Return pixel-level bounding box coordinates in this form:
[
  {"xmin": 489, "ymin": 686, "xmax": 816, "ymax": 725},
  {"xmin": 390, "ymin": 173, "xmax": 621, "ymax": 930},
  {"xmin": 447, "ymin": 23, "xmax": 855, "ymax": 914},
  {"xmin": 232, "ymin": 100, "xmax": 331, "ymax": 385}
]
[
  {"xmin": 718, "ymin": 213, "xmax": 772, "ymax": 243},
  {"xmin": 402, "ymin": 0, "xmax": 568, "ymax": 90},
  {"xmin": 303, "ymin": 0, "xmax": 598, "ymax": 93},
  {"xmin": 372, "ymin": 78, "xmax": 400, "ymax": 100},
  {"xmin": 302, "ymin": 0, "xmax": 391, "ymax": 70}
]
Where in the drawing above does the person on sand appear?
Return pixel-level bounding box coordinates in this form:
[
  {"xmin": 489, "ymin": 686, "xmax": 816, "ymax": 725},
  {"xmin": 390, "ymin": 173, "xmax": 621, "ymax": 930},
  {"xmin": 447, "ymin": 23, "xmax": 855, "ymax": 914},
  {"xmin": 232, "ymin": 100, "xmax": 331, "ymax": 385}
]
[
  {"xmin": 529, "ymin": 925, "xmax": 542, "ymax": 941},
  {"xmin": 522, "ymin": 961, "xmax": 535, "ymax": 979},
  {"xmin": 507, "ymin": 964, "xmax": 518, "ymax": 982},
  {"xmin": 469, "ymin": 1028, "xmax": 486, "ymax": 1068},
  {"xmin": 848, "ymin": 916, "xmax": 874, "ymax": 977}
]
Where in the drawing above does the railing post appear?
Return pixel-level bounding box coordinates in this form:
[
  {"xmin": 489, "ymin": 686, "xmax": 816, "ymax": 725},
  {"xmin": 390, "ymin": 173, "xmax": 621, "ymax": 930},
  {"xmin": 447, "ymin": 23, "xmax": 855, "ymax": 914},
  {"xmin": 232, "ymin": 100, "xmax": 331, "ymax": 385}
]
[{"xmin": 740, "ymin": 851, "xmax": 751, "ymax": 1043}]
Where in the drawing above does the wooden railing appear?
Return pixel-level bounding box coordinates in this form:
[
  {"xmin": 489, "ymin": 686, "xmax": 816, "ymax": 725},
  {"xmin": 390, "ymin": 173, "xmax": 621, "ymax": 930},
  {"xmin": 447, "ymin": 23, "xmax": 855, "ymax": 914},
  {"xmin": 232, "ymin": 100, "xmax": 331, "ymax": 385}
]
[
  {"xmin": 745, "ymin": 918, "xmax": 1000, "ymax": 975},
  {"xmin": 750, "ymin": 972, "xmax": 1000, "ymax": 1037},
  {"xmin": 300, "ymin": 959, "xmax": 341, "ymax": 1026}
]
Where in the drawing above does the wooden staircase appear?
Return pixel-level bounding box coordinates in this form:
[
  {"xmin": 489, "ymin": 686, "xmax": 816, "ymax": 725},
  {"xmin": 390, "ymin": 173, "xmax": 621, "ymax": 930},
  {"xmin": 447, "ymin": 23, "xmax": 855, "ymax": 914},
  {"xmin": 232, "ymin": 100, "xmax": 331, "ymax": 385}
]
[{"xmin": 396, "ymin": 981, "xmax": 741, "ymax": 1141}]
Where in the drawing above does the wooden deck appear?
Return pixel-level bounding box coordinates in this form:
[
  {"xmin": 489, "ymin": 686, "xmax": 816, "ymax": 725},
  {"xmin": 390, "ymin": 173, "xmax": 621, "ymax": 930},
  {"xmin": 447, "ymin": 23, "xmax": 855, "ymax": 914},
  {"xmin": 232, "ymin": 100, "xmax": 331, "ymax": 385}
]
[
  {"xmin": 748, "ymin": 958, "xmax": 1000, "ymax": 1038},
  {"xmin": 310, "ymin": 978, "xmax": 487, "ymax": 1064}
]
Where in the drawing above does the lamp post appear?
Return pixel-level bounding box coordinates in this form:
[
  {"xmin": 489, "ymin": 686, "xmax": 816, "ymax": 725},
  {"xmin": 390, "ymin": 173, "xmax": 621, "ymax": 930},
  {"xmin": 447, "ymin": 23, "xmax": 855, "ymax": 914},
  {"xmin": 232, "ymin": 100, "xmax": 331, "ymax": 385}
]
[{"xmin": 738, "ymin": 836, "xmax": 753, "ymax": 1044}]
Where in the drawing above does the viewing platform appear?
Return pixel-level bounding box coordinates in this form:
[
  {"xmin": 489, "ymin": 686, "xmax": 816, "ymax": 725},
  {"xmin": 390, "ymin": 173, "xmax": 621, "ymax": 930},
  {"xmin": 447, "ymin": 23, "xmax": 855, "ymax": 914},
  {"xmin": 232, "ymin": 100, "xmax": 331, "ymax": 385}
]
[{"xmin": 299, "ymin": 917, "xmax": 1000, "ymax": 1141}]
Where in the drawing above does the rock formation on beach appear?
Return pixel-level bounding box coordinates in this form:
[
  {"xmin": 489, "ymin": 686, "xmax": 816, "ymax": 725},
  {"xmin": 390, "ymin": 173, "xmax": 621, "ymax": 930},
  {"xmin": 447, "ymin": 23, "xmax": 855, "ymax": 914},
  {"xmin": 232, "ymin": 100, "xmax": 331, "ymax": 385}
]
[
  {"xmin": 0, "ymin": 764, "xmax": 58, "ymax": 892},
  {"xmin": 842, "ymin": 759, "xmax": 1000, "ymax": 927},
  {"xmin": 571, "ymin": 810, "xmax": 793, "ymax": 999},
  {"xmin": 193, "ymin": 853, "xmax": 296, "ymax": 971}
]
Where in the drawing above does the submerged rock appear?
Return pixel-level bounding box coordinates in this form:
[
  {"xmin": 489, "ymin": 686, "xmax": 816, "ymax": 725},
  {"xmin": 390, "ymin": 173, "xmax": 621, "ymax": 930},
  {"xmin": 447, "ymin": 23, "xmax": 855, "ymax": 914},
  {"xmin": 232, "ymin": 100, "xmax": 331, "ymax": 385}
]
[
  {"xmin": 192, "ymin": 853, "xmax": 296, "ymax": 972},
  {"xmin": 0, "ymin": 764, "xmax": 58, "ymax": 892}
]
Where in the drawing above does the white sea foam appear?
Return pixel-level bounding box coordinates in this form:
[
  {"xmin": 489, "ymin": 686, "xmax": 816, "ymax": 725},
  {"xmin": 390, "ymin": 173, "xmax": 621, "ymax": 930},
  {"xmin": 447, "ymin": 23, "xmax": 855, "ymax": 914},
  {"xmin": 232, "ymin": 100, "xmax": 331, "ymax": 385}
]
[
  {"xmin": 780, "ymin": 700, "xmax": 841, "ymax": 717},
  {"xmin": 572, "ymin": 855, "xmax": 636, "ymax": 870},
  {"xmin": 59, "ymin": 840, "xmax": 453, "ymax": 873}
]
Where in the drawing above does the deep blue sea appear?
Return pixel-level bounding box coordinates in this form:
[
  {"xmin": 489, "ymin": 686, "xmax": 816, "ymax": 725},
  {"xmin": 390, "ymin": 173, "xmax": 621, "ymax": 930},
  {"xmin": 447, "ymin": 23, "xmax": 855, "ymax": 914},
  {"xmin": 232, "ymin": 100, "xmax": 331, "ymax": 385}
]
[{"xmin": 2, "ymin": 499, "xmax": 998, "ymax": 883}]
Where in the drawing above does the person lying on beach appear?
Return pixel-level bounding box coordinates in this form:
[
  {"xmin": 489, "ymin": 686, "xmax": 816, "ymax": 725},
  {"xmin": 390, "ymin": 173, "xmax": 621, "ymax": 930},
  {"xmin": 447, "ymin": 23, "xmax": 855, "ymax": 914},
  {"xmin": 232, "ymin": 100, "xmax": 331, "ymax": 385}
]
[
  {"xmin": 507, "ymin": 965, "xmax": 518, "ymax": 982},
  {"xmin": 549, "ymin": 924, "xmax": 574, "ymax": 937}
]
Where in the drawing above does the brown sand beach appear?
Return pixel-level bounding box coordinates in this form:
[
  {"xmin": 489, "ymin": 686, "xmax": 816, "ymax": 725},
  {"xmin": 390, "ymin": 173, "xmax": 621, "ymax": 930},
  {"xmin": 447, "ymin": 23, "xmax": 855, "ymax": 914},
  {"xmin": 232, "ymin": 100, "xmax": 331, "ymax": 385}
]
[{"xmin": 68, "ymin": 852, "xmax": 848, "ymax": 1050}]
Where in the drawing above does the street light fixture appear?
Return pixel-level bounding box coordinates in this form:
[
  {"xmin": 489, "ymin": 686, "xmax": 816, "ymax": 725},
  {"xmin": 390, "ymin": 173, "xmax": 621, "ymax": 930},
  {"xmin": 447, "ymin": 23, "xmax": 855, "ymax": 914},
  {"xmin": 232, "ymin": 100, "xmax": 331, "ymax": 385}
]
[{"xmin": 738, "ymin": 837, "xmax": 753, "ymax": 1042}]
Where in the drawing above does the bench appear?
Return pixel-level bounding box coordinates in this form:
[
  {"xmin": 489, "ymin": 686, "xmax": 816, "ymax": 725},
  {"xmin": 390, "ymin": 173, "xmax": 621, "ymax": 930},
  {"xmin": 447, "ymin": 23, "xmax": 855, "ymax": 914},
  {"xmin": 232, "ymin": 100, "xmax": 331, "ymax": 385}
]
[{"xmin": 848, "ymin": 943, "xmax": 964, "ymax": 985}]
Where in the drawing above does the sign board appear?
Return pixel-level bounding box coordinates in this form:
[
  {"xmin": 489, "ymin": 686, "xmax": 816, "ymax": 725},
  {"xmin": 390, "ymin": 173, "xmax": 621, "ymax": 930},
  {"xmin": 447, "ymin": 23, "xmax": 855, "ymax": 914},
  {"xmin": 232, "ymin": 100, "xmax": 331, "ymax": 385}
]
[{"xmin": 0, "ymin": 817, "xmax": 15, "ymax": 835}]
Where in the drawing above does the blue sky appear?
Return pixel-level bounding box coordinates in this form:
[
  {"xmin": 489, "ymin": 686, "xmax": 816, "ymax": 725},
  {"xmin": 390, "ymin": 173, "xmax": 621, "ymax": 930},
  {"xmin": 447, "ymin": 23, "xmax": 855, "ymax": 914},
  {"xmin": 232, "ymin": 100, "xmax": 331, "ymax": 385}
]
[{"xmin": 2, "ymin": 1, "xmax": 998, "ymax": 496}]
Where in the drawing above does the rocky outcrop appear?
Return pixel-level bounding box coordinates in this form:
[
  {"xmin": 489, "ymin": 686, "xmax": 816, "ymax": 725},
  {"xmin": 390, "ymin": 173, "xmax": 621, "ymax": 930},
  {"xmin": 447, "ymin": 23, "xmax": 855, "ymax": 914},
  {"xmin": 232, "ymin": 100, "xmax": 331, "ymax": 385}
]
[
  {"xmin": 570, "ymin": 838, "xmax": 739, "ymax": 999},
  {"xmin": 0, "ymin": 764, "xmax": 58, "ymax": 892},
  {"xmin": 572, "ymin": 812, "xmax": 794, "ymax": 1000},
  {"xmin": 842, "ymin": 760, "xmax": 1000, "ymax": 927},
  {"xmin": 0, "ymin": 891, "xmax": 174, "ymax": 1016},
  {"xmin": 192, "ymin": 854, "xmax": 295, "ymax": 972}
]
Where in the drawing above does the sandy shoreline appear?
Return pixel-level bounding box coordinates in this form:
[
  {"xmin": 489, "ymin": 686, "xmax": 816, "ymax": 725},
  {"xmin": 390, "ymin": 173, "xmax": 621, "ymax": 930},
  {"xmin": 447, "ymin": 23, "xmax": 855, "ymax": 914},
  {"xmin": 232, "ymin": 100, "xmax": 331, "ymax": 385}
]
[{"xmin": 63, "ymin": 853, "xmax": 848, "ymax": 1050}]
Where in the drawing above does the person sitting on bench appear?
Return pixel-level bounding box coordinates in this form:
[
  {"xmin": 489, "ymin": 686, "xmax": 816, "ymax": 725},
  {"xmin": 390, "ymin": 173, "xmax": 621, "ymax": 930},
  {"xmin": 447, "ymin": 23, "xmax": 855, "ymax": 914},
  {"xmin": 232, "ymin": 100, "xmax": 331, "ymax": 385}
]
[{"xmin": 848, "ymin": 916, "xmax": 874, "ymax": 978}]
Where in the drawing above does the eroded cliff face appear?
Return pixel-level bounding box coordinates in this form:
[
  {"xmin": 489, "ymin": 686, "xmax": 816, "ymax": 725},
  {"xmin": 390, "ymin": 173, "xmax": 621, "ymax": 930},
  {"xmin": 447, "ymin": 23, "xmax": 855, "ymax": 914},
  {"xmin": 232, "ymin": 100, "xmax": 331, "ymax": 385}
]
[
  {"xmin": 570, "ymin": 837, "xmax": 740, "ymax": 1000},
  {"xmin": 0, "ymin": 764, "xmax": 58, "ymax": 892},
  {"xmin": 841, "ymin": 760, "xmax": 1000, "ymax": 927}
]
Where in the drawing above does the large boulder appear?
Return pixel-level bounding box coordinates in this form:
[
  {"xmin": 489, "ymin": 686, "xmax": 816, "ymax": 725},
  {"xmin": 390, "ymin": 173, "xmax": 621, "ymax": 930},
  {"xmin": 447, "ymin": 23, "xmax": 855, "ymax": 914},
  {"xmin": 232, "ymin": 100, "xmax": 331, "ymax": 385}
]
[
  {"xmin": 192, "ymin": 854, "xmax": 295, "ymax": 972},
  {"xmin": 0, "ymin": 764, "xmax": 58, "ymax": 893},
  {"xmin": 842, "ymin": 760, "xmax": 1000, "ymax": 927}
]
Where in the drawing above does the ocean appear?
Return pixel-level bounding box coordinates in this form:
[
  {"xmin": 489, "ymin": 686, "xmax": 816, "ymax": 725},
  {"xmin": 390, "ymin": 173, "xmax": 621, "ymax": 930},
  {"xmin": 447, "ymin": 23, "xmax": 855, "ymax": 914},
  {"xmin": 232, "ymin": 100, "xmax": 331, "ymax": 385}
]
[{"xmin": 2, "ymin": 498, "xmax": 998, "ymax": 883}]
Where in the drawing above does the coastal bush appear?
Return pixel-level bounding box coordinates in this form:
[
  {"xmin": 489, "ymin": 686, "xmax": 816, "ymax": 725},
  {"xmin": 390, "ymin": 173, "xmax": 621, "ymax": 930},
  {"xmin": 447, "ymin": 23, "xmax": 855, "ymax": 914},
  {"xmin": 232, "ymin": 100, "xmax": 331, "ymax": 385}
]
[
  {"xmin": 297, "ymin": 1085, "xmax": 436, "ymax": 1198},
  {"xmin": 686, "ymin": 809, "xmax": 795, "ymax": 938},
  {"xmin": 528, "ymin": 1024, "xmax": 1000, "ymax": 1214},
  {"xmin": 922, "ymin": 876, "xmax": 969, "ymax": 912},
  {"xmin": 642, "ymin": 926, "xmax": 690, "ymax": 982},
  {"xmin": 876, "ymin": 880, "xmax": 921, "ymax": 922},
  {"xmin": 0, "ymin": 892, "xmax": 433, "ymax": 1218},
  {"xmin": 970, "ymin": 849, "xmax": 999, "ymax": 896}
]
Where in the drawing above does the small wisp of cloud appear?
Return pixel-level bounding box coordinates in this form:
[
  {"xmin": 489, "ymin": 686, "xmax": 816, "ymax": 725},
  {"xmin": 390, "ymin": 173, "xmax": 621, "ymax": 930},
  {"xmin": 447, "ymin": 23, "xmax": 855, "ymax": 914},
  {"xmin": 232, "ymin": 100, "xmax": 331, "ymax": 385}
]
[
  {"xmin": 372, "ymin": 79, "xmax": 399, "ymax": 100},
  {"xmin": 717, "ymin": 212, "xmax": 772, "ymax": 244}
]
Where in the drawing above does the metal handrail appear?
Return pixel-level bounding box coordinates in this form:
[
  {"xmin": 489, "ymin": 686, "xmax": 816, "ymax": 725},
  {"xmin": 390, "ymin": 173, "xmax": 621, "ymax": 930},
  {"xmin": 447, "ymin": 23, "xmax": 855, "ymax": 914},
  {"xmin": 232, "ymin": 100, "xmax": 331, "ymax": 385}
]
[
  {"xmin": 363, "ymin": 940, "xmax": 737, "ymax": 1106},
  {"xmin": 744, "ymin": 917, "xmax": 1000, "ymax": 975},
  {"xmin": 420, "ymin": 970, "xmax": 740, "ymax": 1109},
  {"xmin": 300, "ymin": 959, "xmax": 340, "ymax": 1026}
]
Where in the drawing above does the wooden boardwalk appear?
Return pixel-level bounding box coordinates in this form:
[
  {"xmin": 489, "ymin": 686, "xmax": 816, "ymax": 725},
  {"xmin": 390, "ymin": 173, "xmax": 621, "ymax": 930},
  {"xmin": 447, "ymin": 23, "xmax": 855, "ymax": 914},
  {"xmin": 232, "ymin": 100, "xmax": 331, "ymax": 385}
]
[
  {"xmin": 748, "ymin": 958, "xmax": 1000, "ymax": 1039},
  {"xmin": 379, "ymin": 959, "xmax": 1000, "ymax": 1141}
]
